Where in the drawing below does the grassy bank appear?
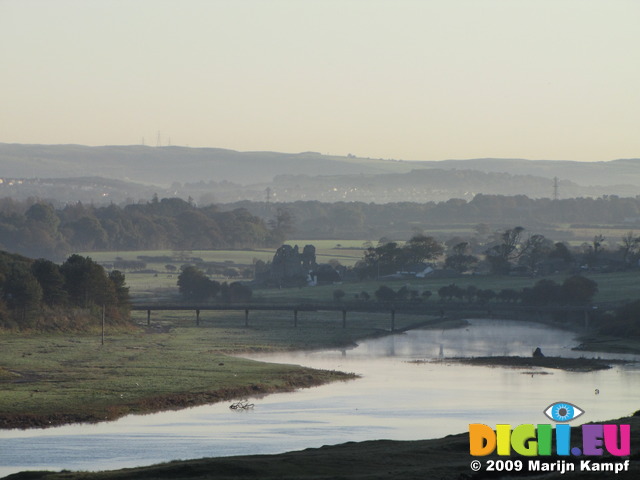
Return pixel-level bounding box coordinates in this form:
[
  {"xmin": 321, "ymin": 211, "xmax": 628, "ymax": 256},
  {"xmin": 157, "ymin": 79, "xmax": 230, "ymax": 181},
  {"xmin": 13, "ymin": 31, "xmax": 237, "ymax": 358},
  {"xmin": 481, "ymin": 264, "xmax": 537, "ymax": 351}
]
[
  {"xmin": 0, "ymin": 310, "xmax": 425, "ymax": 429},
  {"xmin": 7, "ymin": 413, "xmax": 640, "ymax": 480}
]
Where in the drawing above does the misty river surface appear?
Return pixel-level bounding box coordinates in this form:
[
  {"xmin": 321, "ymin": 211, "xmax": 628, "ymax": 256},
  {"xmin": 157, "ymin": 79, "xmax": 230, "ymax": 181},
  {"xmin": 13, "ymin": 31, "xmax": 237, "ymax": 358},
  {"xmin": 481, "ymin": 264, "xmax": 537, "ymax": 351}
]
[{"xmin": 2, "ymin": 319, "xmax": 640, "ymax": 477}]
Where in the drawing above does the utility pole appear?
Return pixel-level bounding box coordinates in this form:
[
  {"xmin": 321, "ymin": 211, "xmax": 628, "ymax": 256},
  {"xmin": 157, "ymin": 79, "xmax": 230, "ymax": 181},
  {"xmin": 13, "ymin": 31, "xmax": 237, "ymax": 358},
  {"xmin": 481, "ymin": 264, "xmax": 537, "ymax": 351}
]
[{"xmin": 101, "ymin": 305, "xmax": 105, "ymax": 346}]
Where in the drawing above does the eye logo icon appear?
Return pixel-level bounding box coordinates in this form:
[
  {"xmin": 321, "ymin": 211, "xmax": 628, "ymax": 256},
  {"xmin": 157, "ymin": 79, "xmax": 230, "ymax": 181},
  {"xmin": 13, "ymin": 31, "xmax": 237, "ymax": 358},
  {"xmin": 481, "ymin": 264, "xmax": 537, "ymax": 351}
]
[{"xmin": 544, "ymin": 402, "xmax": 584, "ymax": 422}]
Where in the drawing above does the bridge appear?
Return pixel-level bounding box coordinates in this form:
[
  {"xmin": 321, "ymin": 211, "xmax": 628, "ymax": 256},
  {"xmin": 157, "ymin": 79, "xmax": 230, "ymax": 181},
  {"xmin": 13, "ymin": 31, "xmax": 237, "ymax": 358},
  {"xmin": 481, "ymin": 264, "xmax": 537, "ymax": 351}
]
[{"xmin": 131, "ymin": 302, "xmax": 602, "ymax": 330}]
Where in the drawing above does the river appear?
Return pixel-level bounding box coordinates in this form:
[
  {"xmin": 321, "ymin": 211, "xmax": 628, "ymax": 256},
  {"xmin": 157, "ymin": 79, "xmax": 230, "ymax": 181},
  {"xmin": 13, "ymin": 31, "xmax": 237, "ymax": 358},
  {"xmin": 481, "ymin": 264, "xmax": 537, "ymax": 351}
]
[{"xmin": 1, "ymin": 319, "xmax": 639, "ymax": 477}]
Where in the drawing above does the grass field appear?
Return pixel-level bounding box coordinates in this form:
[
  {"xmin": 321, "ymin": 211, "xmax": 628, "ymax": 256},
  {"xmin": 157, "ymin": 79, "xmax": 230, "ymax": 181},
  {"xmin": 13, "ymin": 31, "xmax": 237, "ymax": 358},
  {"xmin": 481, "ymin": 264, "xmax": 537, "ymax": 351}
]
[{"xmin": 0, "ymin": 309, "xmax": 427, "ymax": 429}]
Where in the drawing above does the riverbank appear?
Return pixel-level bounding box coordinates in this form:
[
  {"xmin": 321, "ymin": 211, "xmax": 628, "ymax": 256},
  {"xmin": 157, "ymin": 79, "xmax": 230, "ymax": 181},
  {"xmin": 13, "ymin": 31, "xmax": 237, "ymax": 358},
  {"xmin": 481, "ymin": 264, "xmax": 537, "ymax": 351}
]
[
  {"xmin": 6, "ymin": 413, "xmax": 640, "ymax": 480},
  {"xmin": 574, "ymin": 333, "xmax": 640, "ymax": 356},
  {"xmin": 442, "ymin": 355, "xmax": 628, "ymax": 372},
  {"xmin": 0, "ymin": 310, "xmax": 425, "ymax": 430}
]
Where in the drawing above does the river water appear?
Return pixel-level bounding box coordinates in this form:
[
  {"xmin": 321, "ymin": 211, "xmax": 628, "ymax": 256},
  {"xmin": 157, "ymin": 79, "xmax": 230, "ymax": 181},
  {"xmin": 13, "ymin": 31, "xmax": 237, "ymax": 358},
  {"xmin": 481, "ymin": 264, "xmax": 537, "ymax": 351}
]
[{"xmin": 1, "ymin": 319, "xmax": 639, "ymax": 477}]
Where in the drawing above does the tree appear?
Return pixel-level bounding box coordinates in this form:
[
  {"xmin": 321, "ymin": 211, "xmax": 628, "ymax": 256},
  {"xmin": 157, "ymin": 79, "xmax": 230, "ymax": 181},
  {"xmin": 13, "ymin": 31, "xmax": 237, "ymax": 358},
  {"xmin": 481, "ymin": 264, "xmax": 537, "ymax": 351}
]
[
  {"xmin": 561, "ymin": 275, "xmax": 598, "ymax": 304},
  {"xmin": 464, "ymin": 285, "xmax": 478, "ymax": 303},
  {"xmin": 498, "ymin": 288, "xmax": 520, "ymax": 303},
  {"xmin": 521, "ymin": 279, "xmax": 561, "ymax": 305},
  {"xmin": 445, "ymin": 242, "xmax": 479, "ymax": 273},
  {"xmin": 108, "ymin": 270, "xmax": 130, "ymax": 307},
  {"xmin": 60, "ymin": 255, "xmax": 115, "ymax": 308},
  {"xmin": 438, "ymin": 284, "xmax": 464, "ymax": 302},
  {"xmin": 485, "ymin": 227, "xmax": 525, "ymax": 274},
  {"xmin": 333, "ymin": 289, "xmax": 346, "ymax": 302},
  {"xmin": 548, "ymin": 242, "xmax": 574, "ymax": 264},
  {"xmin": 396, "ymin": 286, "xmax": 411, "ymax": 301},
  {"xmin": 358, "ymin": 243, "xmax": 402, "ymax": 278},
  {"xmin": 65, "ymin": 216, "xmax": 109, "ymax": 250},
  {"xmin": 402, "ymin": 235, "xmax": 444, "ymax": 264},
  {"xmin": 357, "ymin": 236, "xmax": 442, "ymax": 279},
  {"xmin": 26, "ymin": 203, "xmax": 60, "ymax": 230},
  {"xmin": 3, "ymin": 266, "xmax": 43, "ymax": 323},
  {"xmin": 31, "ymin": 259, "xmax": 67, "ymax": 306},
  {"xmin": 374, "ymin": 285, "xmax": 396, "ymax": 302},
  {"xmin": 620, "ymin": 232, "xmax": 640, "ymax": 265},
  {"xmin": 592, "ymin": 234, "xmax": 606, "ymax": 255},
  {"xmin": 605, "ymin": 300, "xmax": 640, "ymax": 337},
  {"xmin": 519, "ymin": 234, "xmax": 552, "ymax": 272},
  {"xmin": 221, "ymin": 282, "xmax": 252, "ymax": 303},
  {"xmin": 268, "ymin": 207, "xmax": 295, "ymax": 243},
  {"xmin": 177, "ymin": 266, "xmax": 220, "ymax": 301},
  {"xmin": 477, "ymin": 289, "xmax": 496, "ymax": 304}
]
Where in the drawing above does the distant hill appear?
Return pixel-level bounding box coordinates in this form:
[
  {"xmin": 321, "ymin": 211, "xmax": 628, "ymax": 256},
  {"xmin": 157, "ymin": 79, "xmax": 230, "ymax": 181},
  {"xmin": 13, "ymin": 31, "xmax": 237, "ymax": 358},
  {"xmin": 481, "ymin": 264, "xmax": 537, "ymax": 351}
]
[
  {"xmin": 1, "ymin": 143, "xmax": 639, "ymax": 203},
  {"xmin": 0, "ymin": 143, "xmax": 414, "ymax": 185},
  {"xmin": 418, "ymin": 158, "xmax": 640, "ymax": 187},
  {"xmin": 266, "ymin": 169, "xmax": 640, "ymax": 202}
]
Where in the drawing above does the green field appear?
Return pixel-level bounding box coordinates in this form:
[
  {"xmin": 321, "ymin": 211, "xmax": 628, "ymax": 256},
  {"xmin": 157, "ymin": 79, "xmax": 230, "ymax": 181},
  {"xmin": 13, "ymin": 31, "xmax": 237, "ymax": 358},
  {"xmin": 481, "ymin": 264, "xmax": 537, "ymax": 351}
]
[
  {"xmin": 80, "ymin": 243, "xmax": 640, "ymax": 305},
  {"xmin": 79, "ymin": 242, "xmax": 367, "ymax": 298}
]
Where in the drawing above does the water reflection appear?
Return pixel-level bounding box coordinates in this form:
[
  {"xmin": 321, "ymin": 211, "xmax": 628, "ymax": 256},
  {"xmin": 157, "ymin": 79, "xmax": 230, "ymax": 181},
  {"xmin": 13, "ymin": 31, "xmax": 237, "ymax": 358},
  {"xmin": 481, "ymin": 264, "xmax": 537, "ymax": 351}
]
[{"xmin": 1, "ymin": 319, "xmax": 639, "ymax": 477}]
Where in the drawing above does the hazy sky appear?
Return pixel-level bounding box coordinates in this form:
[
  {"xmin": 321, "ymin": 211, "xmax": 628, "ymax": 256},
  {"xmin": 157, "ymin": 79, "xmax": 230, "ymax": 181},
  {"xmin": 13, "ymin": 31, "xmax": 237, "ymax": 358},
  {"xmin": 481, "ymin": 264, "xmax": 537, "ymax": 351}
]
[{"xmin": 2, "ymin": 0, "xmax": 639, "ymax": 161}]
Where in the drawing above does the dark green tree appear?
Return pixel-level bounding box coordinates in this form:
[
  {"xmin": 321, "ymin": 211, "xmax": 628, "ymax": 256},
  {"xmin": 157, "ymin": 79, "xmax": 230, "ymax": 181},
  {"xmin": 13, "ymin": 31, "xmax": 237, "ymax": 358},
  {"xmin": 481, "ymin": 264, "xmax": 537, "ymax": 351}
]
[
  {"xmin": 445, "ymin": 242, "xmax": 479, "ymax": 273},
  {"xmin": 402, "ymin": 234, "xmax": 444, "ymax": 264},
  {"xmin": 3, "ymin": 266, "xmax": 43, "ymax": 324},
  {"xmin": 108, "ymin": 270, "xmax": 130, "ymax": 306},
  {"xmin": 31, "ymin": 258, "xmax": 67, "ymax": 306},
  {"xmin": 374, "ymin": 285, "xmax": 396, "ymax": 302},
  {"xmin": 548, "ymin": 242, "xmax": 574, "ymax": 264},
  {"xmin": 60, "ymin": 254, "xmax": 115, "ymax": 307},
  {"xmin": 178, "ymin": 266, "xmax": 220, "ymax": 301},
  {"xmin": 561, "ymin": 275, "xmax": 598, "ymax": 304}
]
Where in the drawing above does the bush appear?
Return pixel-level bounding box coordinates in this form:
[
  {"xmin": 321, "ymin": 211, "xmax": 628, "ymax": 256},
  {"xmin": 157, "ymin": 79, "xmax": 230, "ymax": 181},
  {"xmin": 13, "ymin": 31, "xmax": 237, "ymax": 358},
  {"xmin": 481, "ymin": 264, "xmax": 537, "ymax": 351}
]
[
  {"xmin": 333, "ymin": 289, "xmax": 346, "ymax": 302},
  {"xmin": 375, "ymin": 285, "xmax": 396, "ymax": 302}
]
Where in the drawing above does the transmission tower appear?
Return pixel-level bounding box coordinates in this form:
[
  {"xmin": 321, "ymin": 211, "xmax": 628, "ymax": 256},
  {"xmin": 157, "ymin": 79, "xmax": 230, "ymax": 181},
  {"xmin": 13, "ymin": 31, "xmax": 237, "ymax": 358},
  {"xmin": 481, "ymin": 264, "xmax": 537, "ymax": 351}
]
[{"xmin": 553, "ymin": 177, "xmax": 559, "ymax": 200}]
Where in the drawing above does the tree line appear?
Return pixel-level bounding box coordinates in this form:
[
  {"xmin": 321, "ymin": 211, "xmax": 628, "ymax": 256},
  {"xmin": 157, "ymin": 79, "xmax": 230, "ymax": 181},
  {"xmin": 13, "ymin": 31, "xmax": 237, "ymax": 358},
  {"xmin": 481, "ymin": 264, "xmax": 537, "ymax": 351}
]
[
  {"xmin": 0, "ymin": 251, "xmax": 130, "ymax": 330},
  {"xmin": 224, "ymin": 195, "xmax": 640, "ymax": 239},
  {"xmin": 332, "ymin": 275, "xmax": 599, "ymax": 306},
  {"xmin": 352, "ymin": 226, "xmax": 640, "ymax": 279},
  {"xmin": 0, "ymin": 197, "xmax": 292, "ymax": 260},
  {"xmin": 177, "ymin": 265, "xmax": 252, "ymax": 303}
]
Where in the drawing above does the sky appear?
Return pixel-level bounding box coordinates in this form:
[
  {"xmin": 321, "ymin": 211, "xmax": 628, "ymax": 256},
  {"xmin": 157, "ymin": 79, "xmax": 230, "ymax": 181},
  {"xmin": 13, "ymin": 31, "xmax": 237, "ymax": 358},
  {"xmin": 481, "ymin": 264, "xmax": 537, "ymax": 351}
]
[{"xmin": 1, "ymin": 0, "xmax": 639, "ymax": 162}]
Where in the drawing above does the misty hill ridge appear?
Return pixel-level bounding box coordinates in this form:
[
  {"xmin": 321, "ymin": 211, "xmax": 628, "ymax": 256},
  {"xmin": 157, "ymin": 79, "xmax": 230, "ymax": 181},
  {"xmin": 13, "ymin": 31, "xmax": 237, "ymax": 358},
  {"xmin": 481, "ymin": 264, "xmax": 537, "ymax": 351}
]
[
  {"xmin": 1, "ymin": 143, "xmax": 639, "ymax": 188},
  {"xmin": 0, "ymin": 143, "xmax": 408, "ymax": 185}
]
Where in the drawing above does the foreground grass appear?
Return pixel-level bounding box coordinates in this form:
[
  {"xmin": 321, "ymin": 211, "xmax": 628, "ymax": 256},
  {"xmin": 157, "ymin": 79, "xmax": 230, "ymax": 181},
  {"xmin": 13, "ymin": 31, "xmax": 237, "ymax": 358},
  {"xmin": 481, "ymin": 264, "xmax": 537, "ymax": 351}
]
[{"xmin": 0, "ymin": 310, "xmax": 424, "ymax": 429}]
